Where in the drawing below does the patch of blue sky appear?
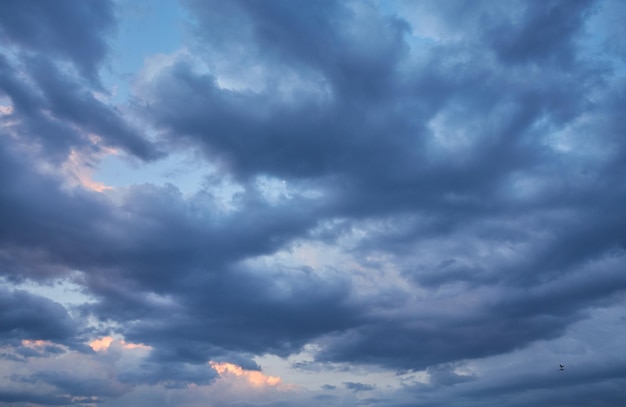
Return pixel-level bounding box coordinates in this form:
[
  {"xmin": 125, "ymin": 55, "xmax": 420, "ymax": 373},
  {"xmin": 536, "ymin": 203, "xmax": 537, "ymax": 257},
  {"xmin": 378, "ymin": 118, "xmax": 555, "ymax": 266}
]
[
  {"xmin": 2, "ymin": 275, "xmax": 94, "ymax": 309},
  {"xmin": 102, "ymin": 0, "xmax": 190, "ymax": 104},
  {"xmin": 94, "ymin": 150, "xmax": 210, "ymax": 197},
  {"xmin": 93, "ymin": 1, "xmax": 210, "ymax": 198}
]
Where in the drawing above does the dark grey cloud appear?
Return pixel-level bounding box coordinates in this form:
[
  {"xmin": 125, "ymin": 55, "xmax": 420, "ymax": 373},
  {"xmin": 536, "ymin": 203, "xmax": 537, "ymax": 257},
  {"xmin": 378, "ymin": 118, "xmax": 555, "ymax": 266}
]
[
  {"xmin": 485, "ymin": 0, "xmax": 597, "ymax": 67},
  {"xmin": 15, "ymin": 370, "xmax": 127, "ymax": 400},
  {"xmin": 344, "ymin": 381, "xmax": 375, "ymax": 392},
  {"xmin": 316, "ymin": 310, "xmax": 578, "ymax": 371},
  {"xmin": 13, "ymin": 342, "xmax": 66, "ymax": 360},
  {"xmin": 144, "ymin": 0, "xmax": 415, "ymax": 181},
  {"xmin": 0, "ymin": 54, "xmax": 161, "ymax": 163},
  {"xmin": 94, "ymin": 262, "xmax": 362, "ymax": 368},
  {"xmin": 185, "ymin": 0, "xmax": 409, "ymax": 99},
  {"xmin": 136, "ymin": 0, "xmax": 626, "ymax": 363},
  {"xmin": 464, "ymin": 361, "xmax": 626, "ymax": 401},
  {"xmin": 0, "ymin": 390, "xmax": 78, "ymax": 406},
  {"xmin": 0, "ymin": 0, "xmax": 161, "ymax": 163},
  {"xmin": 142, "ymin": 0, "xmax": 601, "ymax": 227},
  {"xmin": 0, "ymin": 289, "xmax": 78, "ymax": 347},
  {"xmin": 0, "ymin": 135, "xmax": 116, "ymax": 279},
  {"xmin": 24, "ymin": 55, "xmax": 161, "ymax": 161},
  {"xmin": 0, "ymin": 0, "xmax": 115, "ymax": 80},
  {"xmin": 1, "ymin": 0, "xmax": 625, "ymax": 406}
]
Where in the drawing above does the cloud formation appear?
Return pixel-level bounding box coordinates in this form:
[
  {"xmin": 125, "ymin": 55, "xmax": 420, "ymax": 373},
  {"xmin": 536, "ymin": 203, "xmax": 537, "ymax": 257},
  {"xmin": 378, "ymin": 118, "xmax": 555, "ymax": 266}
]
[{"xmin": 1, "ymin": 0, "xmax": 625, "ymax": 406}]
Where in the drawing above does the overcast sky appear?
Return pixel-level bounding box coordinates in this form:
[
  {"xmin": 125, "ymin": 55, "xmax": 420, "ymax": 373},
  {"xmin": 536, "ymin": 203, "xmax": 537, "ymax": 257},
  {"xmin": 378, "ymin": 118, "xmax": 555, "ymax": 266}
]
[{"xmin": 1, "ymin": 0, "xmax": 625, "ymax": 406}]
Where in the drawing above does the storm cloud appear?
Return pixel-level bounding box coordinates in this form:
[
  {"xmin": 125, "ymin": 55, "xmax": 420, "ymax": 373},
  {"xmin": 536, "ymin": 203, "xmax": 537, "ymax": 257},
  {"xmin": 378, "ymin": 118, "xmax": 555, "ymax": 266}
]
[{"xmin": 1, "ymin": 0, "xmax": 625, "ymax": 406}]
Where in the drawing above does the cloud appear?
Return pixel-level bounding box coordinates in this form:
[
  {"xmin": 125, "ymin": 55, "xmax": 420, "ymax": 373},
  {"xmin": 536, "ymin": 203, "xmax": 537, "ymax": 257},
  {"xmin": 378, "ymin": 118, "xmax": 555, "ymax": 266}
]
[
  {"xmin": 0, "ymin": 55, "xmax": 161, "ymax": 164},
  {"xmin": 0, "ymin": 0, "xmax": 115, "ymax": 80},
  {"xmin": 485, "ymin": 0, "xmax": 597, "ymax": 67},
  {"xmin": 344, "ymin": 381, "xmax": 375, "ymax": 392},
  {"xmin": 1, "ymin": 0, "xmax": 625, "ymax": 406},
  {"xmin": 0, "ymin": 289, "xmax": 79, "ymax": 348},
  {"xmin": 210, "ymin": 361, "xmax": 282, "ymax": 387}
]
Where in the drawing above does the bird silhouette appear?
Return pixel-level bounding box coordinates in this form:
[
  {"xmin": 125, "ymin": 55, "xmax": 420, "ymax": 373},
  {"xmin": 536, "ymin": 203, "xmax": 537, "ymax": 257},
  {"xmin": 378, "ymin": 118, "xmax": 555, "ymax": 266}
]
[{"xmin": 559, "ymin": 364, "xmax": 565, "ymax": 371}]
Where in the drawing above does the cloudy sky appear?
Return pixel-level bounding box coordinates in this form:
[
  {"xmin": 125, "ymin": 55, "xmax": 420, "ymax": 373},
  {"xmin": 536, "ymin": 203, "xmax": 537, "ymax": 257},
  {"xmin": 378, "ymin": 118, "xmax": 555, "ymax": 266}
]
[{"xmin": 1, "ymin": 0, "xmax": 625, "ymax": 406}]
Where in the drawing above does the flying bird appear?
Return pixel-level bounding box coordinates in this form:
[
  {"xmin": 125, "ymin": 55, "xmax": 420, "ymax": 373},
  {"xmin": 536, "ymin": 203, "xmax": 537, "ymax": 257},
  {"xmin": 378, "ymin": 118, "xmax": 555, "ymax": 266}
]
[{"xmin": 559, "ymin": 364, "xmax": 565, "ymax": 371}]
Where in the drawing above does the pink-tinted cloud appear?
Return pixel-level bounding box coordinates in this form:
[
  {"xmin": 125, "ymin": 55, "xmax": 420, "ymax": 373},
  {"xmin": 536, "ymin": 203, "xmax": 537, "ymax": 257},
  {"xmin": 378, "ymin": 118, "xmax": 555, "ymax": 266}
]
[
  {"xmin": 89, "ymin": 336, "xmax": 152, "ymax": 352},
  {"xmin": 210, "ymin": 361, "xmax": 282, "ymax": 387},
  {"xmin": 62, "ymin": 136, "xmax": 118, "ymax": 192}
]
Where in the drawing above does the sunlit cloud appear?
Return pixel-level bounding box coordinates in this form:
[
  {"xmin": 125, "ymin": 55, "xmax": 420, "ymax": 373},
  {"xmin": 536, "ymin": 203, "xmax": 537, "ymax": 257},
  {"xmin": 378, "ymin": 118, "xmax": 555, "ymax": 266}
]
[
  {"xmin": 209, "ymin": 361, "xmax": 282, "ymax": 387},
  {"xmin": 89, "ymin": 336, "xmax": 152, "ymax": 352},
  {"xmin": 62, "ymin": 134, "xmax": 118, "ymax": 192},
  {"xmin": 21, "ymin": 339, "xmax": 55, "ymax": 348},
  {"xmin": 90, "ymin": 336, "xmax": 114, "ymax": 351},
  {"xmin": 120, "ymin": 340, "xmax": 152, "ymax": 351}
]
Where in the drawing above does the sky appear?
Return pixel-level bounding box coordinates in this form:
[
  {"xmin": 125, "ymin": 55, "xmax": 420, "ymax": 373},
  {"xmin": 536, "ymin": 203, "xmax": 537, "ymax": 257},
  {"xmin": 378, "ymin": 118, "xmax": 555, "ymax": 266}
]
[{"xmin": 0, "ymin": 0, "xmax": 625, "ymax": 406}]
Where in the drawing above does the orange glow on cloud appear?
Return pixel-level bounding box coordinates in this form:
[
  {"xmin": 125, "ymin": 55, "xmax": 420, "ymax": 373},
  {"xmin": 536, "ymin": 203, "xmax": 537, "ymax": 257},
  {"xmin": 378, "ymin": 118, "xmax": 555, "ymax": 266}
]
[
  {"xmin": 89, "ymin": 336, "xmax": 152, "ymax": 352},
  {"xmin": 89, "ymin": 336, "xmax": 114, "ymax": 351},
  {"xmin": 120, "ymin": 340, "xmax": 152, "ymax": 350},
  {"xmin": 22, "ymin": 339, "xmax": 53, "ymax": 348},
  {"xmin": 62, "ymin": 134, "xmax": 118, "ymax": 192},
  {"xmin": 210, "ymin": 362, "xmax": 282, "ymax": 387},
  {"xmin": 64, "ymin": 149, "xmax": 114, "ymax": 192}
]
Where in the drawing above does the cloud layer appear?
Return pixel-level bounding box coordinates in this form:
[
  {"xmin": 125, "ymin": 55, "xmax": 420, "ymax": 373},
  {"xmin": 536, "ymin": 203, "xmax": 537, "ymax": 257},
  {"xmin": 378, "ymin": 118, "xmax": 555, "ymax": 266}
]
[{"xmin": 1, "ymin": 0, "xmax": 625, "ymax": 406}]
